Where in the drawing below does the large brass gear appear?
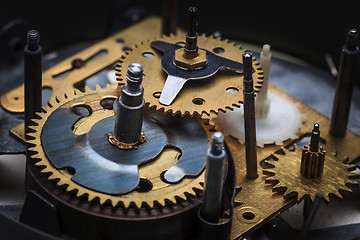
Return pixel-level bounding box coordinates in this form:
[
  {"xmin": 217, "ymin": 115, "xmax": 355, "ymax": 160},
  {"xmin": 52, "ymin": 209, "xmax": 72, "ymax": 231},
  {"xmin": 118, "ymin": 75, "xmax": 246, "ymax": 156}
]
[
  {"xmin": 263, "ymin": 145, "xmax": 359, "ymax": 202},
  {"xmin": 27, "ymin": 84, "xmax": 214, "ymax": 209},
  {"xmin": 116, "ymin": 33, "xmax": 264, "ymax": 117}
]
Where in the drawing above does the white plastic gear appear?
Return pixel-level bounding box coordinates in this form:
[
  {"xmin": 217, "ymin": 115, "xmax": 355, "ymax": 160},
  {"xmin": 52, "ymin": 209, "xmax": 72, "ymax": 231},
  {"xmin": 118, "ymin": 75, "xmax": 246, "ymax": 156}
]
[{"xmin": 215, "ymin": 90, "xmax": 302, "ymax": 147}]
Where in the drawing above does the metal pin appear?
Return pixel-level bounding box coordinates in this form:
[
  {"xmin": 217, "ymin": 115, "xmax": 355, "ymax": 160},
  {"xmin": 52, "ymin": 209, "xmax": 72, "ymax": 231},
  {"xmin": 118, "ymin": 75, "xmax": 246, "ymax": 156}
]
[
  {"xmin": 183, "ymin": 7, "xmax": 198, "ymax": 59},
  {"xmin": 297, "ymin": 193, "xmax": 323, "ymax": 240},
  {"xmin": 243, "ymin": 52, "xmax": 258, "ymax": 179},
  {"xmin": 201, "ymin": 131, "xmax": 226, "ymax": 223},
  {"xmin": 161, "ymin": 0, "xmax": 177, "ymax": 36},
  {"xmin": 330, "ymin": 29, "xmax": 360, "ymax": 137},
  {"xmin": 310, "ymin": 123, "xmax": 320, "ymax": 152},
  {"xmin": 113, "ymin": 63, "xmax": 145, "ymax": 144},
  {"xmin": 24, "ymin": 30, "xmax": 42, "ymax": 137}
]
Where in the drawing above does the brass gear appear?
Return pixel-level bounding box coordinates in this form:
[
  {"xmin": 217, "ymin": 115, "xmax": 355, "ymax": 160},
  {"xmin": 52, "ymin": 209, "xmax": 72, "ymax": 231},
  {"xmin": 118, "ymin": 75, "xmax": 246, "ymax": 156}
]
[
  {"xmin": 27, "ymin": 84, "xmax": 213, "ymax": 209},
  {"xmin": 263, "ymin": 145, "xmax": 359, "ymax": 202},
  {"xmin": 116, "ymin": 33, "xmax": 264, "ymax": 117}
]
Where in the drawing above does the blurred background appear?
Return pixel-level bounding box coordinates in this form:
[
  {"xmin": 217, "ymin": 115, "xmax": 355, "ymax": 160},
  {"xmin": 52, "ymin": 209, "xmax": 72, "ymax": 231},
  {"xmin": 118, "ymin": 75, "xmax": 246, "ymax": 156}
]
[{"xmin": 0, "ymin": 0, "xmax": 359, "ymax": 71}]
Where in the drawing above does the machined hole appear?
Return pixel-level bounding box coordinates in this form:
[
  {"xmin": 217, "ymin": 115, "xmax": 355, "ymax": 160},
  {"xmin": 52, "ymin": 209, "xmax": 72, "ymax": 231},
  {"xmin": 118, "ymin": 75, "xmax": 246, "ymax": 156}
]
[
  {"xmin": 71, "ymin": 104, "xmax": 92, "ymax": 117},
  {"xmin": 153, "ymin": 91, "xmax": 161, "ymax": 99},
  {"xmin": 135, "ymin": 178, "xmax": 153, "ymax": 192},
  {"xmin": 116, "ymin": 38, "xmax": 124, "ymax": 44},
  {"xmin": 142, "ymin": 52, "xmax": 154, "ymax": 58},
  {"xmin": 226, "ymin": 87, "xmax": 239, "ymax": 94},
  {"xmin": 192, "ymin": 98, "xmax": 205, "ymax": 105},
  {"xmin": 242, "ymin": 211, "xmax": 255, "ymax": 220},
  {"xmin": 213, "ymin": 47, "xmax": 225, "ymax": 54},
  {"xmin": 100, "ymin": 97, "xmax": 116, "ymax": 110}
]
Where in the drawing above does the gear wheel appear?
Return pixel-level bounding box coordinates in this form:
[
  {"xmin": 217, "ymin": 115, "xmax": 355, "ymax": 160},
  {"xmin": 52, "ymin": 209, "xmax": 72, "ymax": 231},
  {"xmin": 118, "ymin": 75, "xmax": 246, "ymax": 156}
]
[
  {"xmin": 27, "ymin": 84, "xmax": 213, "ymax": 208},
  {"xmin": 263, "ymin": 145, "xmax": 359, "ymax": 202},
  {"xmin": 116, "ymin": 33, "xmax": 264, "ymax": 117}
]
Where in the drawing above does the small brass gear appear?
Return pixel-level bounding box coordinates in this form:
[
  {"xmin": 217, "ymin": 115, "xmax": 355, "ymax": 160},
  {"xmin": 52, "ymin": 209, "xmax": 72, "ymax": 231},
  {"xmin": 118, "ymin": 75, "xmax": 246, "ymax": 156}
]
[
  {"xmin": 116, "ymin": 33, "xmax": 264, "ymax": 117},
  {"xmin": 27, "ymin": 84, "xmax": 213, "ymax": 208},
  {"xmin": 263, "ymin": 145, "xmax": 359, "ymax": 202}
]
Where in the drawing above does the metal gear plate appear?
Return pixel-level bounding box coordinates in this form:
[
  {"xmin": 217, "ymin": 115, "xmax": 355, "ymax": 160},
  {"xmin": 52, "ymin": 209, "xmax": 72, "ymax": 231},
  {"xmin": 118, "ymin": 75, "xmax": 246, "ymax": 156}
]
[
  {"xmin": 116, "ymin": 33, "xmax": 264, "ymax": 117},
  {"xmin": 28, "ymin": 85, "xmax": 214, "ymax": 208}
]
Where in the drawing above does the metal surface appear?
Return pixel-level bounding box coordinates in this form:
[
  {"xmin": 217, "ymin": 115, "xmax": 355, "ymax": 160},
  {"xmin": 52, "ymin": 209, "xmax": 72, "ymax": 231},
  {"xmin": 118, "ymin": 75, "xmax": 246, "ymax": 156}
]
[
  {"xmin": 208, "ymin": 82, "xmax": 360, "ymax": 239},
  {"xmin": 161, "ymin": 0, "xmax": 177, "ymax": 36},
  {"xmin": 300, "ymin": 145, "xmax": 325, "ymax": 178},
  {"xmin": 243, "ymin": 52, "xmax": 258, "ymax": 179},
  {"xmin": 309, "ymin": 123, "xmax": 320, "ymax": 152},
  {"xmin": 297, "ymin": 193, "xmax": 322, "ymax": 240},
  {"xmin": 201, "ymin": 132, "xmax": 226, "ymax": 223},
  {"xmin": 197, "ymin": 141, "xmax": 236, "ymax": 240},
  {"xmin": 113, "ymin": 63, "xmax": 145, "ymax": 145},
  {"xmin": 151, "ymin": 40, "xmax": 246, "ymax": 105},
  {"xmin": 0, "ymin": 17, "xmax": 162, "ymax": 114},
  {"xmin": 183, "ymin": 7, "xmax": 198, "ymax": 59},
  {"xmin": 27, "ymin": 85, "xmax": 212, "ymax": 207},
  {"xmin": 117, "ymin": 33, "xmax": 263, "ymax": 117},
  {"xmin": 24, "ymin": 30, "xmax": 42, "ymax": 135},
  {"xmin": 330, "ymin": 29, "xmax": 360, "ymax": 137},
  {"xmin": 39, "ymin": 95, "xmax": 208, "ymax": 194},
  {"xmin": 264, "ymin": 145, "xmax": 358, "ymax": 202}
]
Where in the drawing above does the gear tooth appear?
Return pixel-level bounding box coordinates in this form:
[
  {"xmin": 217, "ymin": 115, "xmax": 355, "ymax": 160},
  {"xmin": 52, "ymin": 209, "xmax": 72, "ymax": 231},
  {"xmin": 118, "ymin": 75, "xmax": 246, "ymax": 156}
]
[
  {"xmin": 333, "ymin": 190, "xmax": 343, "ymax": 199},
  {"xmin": 98, "ymin": 197, "xmax": 107, "ymax": 205},
  {"xmin": 95, "ymin": 84, "xmax": 101, "ymax": 90},
  {"xmin": 67, "ymin": 185, "xmax": 76, "ymax": 192},
  {"xmin": 339, "ymin": 185, "xmax": 353, "ymax": 192},
  {"xmin": 84, "ymin": 86, "xmax": 92, "ymax": 92},
  {"xmin": 48, "ymin": 174, "xmax": 58, "ymax": 180},
  {"xmin": 347, "ymin": 179, "xmax": 359, "ymax": 185},
  {"xmin": 323, "ymin": 194, "xmax": 330, "ymax": 203},
  {"xmin": 40, "ymin": 167, "xmax": 51, "ymax": 174},
  {"xmin": 157, "ymin": 198, "xmax": 166, "ymax": 207},
  {"xmin": 124, "ymin": 201, "xmax": 131, "ymax": 208}
]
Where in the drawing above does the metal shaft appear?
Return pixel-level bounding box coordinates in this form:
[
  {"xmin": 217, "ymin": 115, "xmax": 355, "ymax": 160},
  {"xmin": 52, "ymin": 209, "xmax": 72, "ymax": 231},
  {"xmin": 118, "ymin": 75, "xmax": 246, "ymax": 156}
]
[
  {"xmin": 24, "ymin": 30, "xmax": 42, "ymax": 137},
  {"xmin": 243, "ymin": 52, "xmax": 258, "ymax": 179},
  {"xmin": 184, "ymin": 7, "xmax": 198, "ymax": 59},
  {"xmin": 161, "ymin": 0, "xmax": 177, "ymax": 36},
  {"xmin": 309, "ymin": 123, "xmax": 320, "ymax": 152},
  {"xmin": 201, "ymin": 132, "xmax": 226, "ymax": 223},
  {"xmin": 114, "ymin": 63, "xmax": 144, "ymax": 144},
  {"xmin": 297, "ymin": 193, "xmax": 322, "ymax": 240},
  {"xmin": 330, "ymin": 29, "xmax": 359, "ymax": 137}
]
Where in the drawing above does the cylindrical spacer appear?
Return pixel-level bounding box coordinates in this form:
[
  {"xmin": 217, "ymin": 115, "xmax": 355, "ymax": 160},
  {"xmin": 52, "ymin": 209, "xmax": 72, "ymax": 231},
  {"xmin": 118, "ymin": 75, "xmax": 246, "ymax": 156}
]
[
  {"xmin": 243, "ymin": 52, "xmax": 258, "ymax": 179},
  {"xmin": 114, "ymin": 63, "xmax": 145, "ymax": 144},
  {"xmin": 184, "ymin": 7, "xmax": 198, "ymax": 59},
  {"xmin": 201, "ymin": 132, "xmax": 226, "ymax": 223},
  {"xmin": 330, "ymin": 29, "xmax": 360, "ymax": 137},
  {"xmin": 24, "ymin": 30, "xmax": 42, "ymax": 137}
]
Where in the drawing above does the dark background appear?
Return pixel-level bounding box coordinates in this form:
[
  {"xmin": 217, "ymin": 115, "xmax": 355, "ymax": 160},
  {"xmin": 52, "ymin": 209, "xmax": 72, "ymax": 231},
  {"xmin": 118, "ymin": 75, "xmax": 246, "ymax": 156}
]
[{"xmin": 0, "ymin": 0, "xmax": 359, "ymax": 75}]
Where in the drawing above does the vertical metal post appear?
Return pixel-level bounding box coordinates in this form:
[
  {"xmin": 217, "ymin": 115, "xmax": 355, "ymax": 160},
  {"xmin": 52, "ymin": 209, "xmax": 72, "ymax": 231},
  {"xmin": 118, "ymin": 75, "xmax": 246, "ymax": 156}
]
[
  {"xmin": 243, "ymin": 52, "xmax": 258, "ymax": 179},
  {"xmin": 162, "ymin": 0, "xmax": 177, "ymax": 36},
  {"xmin": 201, "ymin": 131, "xmax": 226, "ymax": 223},
  {"xmin": 24, "ymin": 30, "xmax": 42, "ymax": 137},
  {"xmin": 330, "ymin": 29, "xmax": 359, "ymax": 137}
]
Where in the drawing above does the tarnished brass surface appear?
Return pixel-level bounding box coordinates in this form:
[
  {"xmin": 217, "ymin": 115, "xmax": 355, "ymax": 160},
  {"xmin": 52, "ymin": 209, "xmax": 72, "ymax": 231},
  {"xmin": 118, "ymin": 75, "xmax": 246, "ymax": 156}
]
[
  {"xmin": 300, "ymin": 145, "xmax": 326, "ymax": 178},
  {"xmin": 27, "ymin": 85, "xmax": 215, "ymax": 208},
  {"xmin": 174, "ymin": 48, "xmax": 207, "ymax": 70},
  {"xmin": 117, "ymin": 33, "xmax": 263, "ymax": 117},
  {"xmin": 210, "ymin": 84, "xmax": 360, "ymax": 239},
  {"xmin": 108, "ymin": 131, "xmax": 147, "ymax": 150},
  {"xmin": 264, "ymin": 146, "xmax": 358, "ymax": 202},
  {"xmin": 0, "ymin": 17, "xmax": 162, "ymax": 113}
]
